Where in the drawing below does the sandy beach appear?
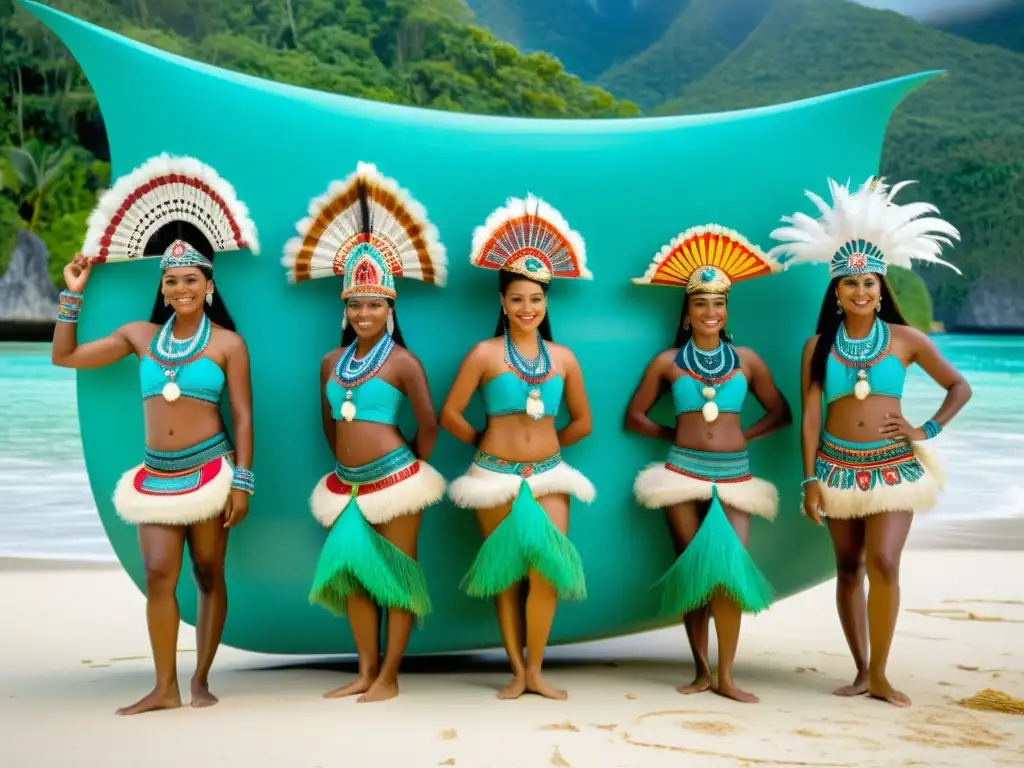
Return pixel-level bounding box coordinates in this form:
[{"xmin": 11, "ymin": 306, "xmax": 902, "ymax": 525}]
[{"xmin": 2, "ymin": 550, "xmax": 1022, "ymax": 768}]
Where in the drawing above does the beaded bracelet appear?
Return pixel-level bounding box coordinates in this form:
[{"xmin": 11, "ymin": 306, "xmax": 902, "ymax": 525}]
[
  {"xmin": 232, "ymin": 467, "xmax": 255, "ymax": 495},
  {"xmin": 921, "ymin": 419, "xmax": 943, "ymax": 440},
  {"xmin": 800, "ymin": 476, "xmax": 817, "ymax": 487},
  {"xmin": 57, "ymin": 290, "xmax": 83, "ymax": 324}
]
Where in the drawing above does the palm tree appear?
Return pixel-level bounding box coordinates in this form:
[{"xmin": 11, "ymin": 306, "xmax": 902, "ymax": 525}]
[{"xmin": 2, "ymin": 140, "xmax": 74, "ymax": 231}]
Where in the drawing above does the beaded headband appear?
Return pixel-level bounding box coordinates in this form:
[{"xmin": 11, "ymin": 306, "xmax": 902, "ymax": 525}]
[
  {"xmin": 341, "ymin": 241, "xmax": 397, "ymax": 300},
  {"xmin": 470, "ymin": 193, "xmax": 591, "ymax": 284},
  {"xmin": 768, "ymin": 177, "xmax": 962, "ymax": 278},
  {"xmin": 632, "ymin": 224, "xmax": 780, "ymax": 293},
  {"xmin": 159, "ymin": 239, "xmax": 213, "ymax": 271}
]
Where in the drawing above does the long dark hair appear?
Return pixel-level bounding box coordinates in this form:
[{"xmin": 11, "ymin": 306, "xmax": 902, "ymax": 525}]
[
  {"xmin": 673, "ymin": 293, "xmax": 733, "ymax": 348},
  {"xmin": 493, "ymin": 269, "xmax": 554, "ymax": 341},
  {"xmin": 340, "ymin": 299, "xmax": 407, "ymax": 348},
  {"xmin": 146, "ymin": 222, "xmax": 237, "ymax": 331},
  {"xmin": 809, "ymin": 273, "xmax": 908, "ymax": 386}
]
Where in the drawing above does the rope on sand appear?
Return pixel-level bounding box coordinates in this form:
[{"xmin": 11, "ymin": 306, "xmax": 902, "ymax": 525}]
[{"xmin": 956, "ymin": 688, "xmax": 1024, "ymax": 715}]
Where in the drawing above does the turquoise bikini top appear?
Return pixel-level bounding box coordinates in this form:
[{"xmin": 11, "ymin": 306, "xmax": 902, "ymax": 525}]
[
  {"xmin": 672, "ymin": 371, "xmax": 748, "ymax": 415},
  {"xmin": 824, "ymin": 353, "xmax": 906, "ymax": 403},
  {"xmin": 140, "ymin": 355, "xmax": 225, "ymax": 404},
  {"xmin": 671, "ymin": 339, "xmax": 747, "ymax": 416},
  {"xmin": 823, "ymin": 318, "xmax": 906, "ymax": 403},
  {"xmin": 481, "ymin": 372, "xmax": 565, "ymax": 417},
  {"xmin": 325, "ymin": 376, "xmax": 404, "ymax": 425}
]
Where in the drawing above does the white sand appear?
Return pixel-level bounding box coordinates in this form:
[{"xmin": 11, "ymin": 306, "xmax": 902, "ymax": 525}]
[{"xmin": 2, "ymin": 550, "xmax": 1023, "ymax": 767}]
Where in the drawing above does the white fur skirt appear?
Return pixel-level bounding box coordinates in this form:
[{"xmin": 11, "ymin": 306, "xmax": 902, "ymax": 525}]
[
  {"xmin": 447, "ymin": 450, "xmax": 596, "ymax": 510},
  {"xmin": 310, "ymin": 445, "xmax": 447, "ymax": 527},
  {"xmin": 815, "ymin": 432, "xmax": 946, "ymax": 519},
  {"xmin": 112, "ymin": 433, "xmax": 234, "ymax": 526},
  {"xmin": 633, "ymin": 445, "xmax": 778, "ymax": 521}
]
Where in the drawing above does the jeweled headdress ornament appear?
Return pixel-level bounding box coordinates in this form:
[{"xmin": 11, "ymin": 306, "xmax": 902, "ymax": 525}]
[
  {"xmin": 160, "ymin": 239, "xmax": 212, "ymax": 271},
  {"xmin": 470, "ymin": 193, "xmax": 591, "ymax": 283},
  {"xmin": 81, "ymin": 153, "xmax": 260, "ymax": 265},
  {"xmin": 767, "ymin": 176, "xmax": 961, "ymax": 277},
  {"xmin": 631, "ymin": 224, "xmax": 780, "ymax": 294},
  {"xmin": 282, "ymin": 161, "xmax": 447, "ymax": 309}
]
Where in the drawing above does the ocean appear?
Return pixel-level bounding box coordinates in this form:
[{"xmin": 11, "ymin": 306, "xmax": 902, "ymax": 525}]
[{"xmin": 1, "ymin": 336, "xmax": 1022, "ymax": 561}]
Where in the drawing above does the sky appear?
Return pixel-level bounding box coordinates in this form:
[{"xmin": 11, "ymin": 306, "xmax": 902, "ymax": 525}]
[{"xmin": 851, "ymin": 0, "xmax": 1017, "ymax": 22}]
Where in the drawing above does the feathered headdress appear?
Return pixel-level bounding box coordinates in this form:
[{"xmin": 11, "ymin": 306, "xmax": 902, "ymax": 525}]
[
  {"xmin": 470, "ymin": 193, "xmax": 590, "ymax": 283},
  {"xmin": 282, "ymin": 162, "xmax": 447, "ymax": 302},
  {"xmin": 632, "ymin": 224, "xmax": 780, "ymax": 294},
  {"xmin": 767, "ymin": 177, "xmax": 961, "ymax": 277},
  {"xmin": 81, "ymin": 153, "xmax": 260, "ymax": 265}
]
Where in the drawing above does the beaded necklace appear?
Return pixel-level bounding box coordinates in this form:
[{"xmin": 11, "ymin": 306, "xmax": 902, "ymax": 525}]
[
  {"xmin": 147, "ymin": 312, "xmax": 212, "ymax": 402},
  {"xmin": 503, "ymin": 329, "xmax": 553, "ymax": 420},
  {"xmin": 335, "ymin": 332, "xmax": 395, "ymax": 422},
  {"xmin": 832, "ymin": 316, "xmax": 890, "ymax": 400},
  {"xmin": 675, "ymin": 338, "xmax": 741, "ymax": 423}
]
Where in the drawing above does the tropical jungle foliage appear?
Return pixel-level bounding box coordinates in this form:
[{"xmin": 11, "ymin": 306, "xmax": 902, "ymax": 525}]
[{"xmin": 0, "ymin": 0, "xmax": 637, "ymax": 285}]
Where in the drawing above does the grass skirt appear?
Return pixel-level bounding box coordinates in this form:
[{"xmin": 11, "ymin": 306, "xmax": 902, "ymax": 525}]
[
  {"xmin": 451, "ymin": 451, "xmax": 590, "ymax": 601},
  {"xmin": 112, "ymin": 433, "xmax": 234, "ymax": 526},
  {"xmin": 635, "ymin": 446, "xmax": 774, "ymax": 616},
  {"xmin": 815, "ymin": 431, "xmax": 946, "ymax": 519},
  {"xmin": 308, "ymin": 446, "xmax": 441, "ymax": 618}
]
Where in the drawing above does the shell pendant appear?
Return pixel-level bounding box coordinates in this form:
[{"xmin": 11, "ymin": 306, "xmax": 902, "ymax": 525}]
[
  {"xmin": 526, "ymin": 388, "xmax": 545, "ymax": 420},
  {"xmin": 701, "ymin": 385, "xmax": 719, "ymax": 423},
  {"xmin": 341, "ymin": 390, "xmax": 357, "ymax": 422},
  {"xmin": 854, "ymin": 369, "xmax": 871, "ymax": 400},
  {"xmin": 162, "ymin": 371, "xmax": 181, "ymax": 402},
  {"xmin": 162, "ymin": 381, "xmax": 181, "ymax": 402}
]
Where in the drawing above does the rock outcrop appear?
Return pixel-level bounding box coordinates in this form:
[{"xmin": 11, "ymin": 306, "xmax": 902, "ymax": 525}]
[{"xmin": 0, "ymin": 229, "xmax": 59, "ymax": 322}]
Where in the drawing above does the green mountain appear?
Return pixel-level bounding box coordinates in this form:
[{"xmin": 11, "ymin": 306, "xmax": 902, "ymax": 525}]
[
  {"xmin": 935, "ymin": 1, "xmax": 1024, "ymax": 52},
  {"xmin": 650, "ymin": 0, "xmax": 1024, "ymax": 330},
  {"xmin": 0, "ymin": 0, "xmax": 637, "ymax": 284}
]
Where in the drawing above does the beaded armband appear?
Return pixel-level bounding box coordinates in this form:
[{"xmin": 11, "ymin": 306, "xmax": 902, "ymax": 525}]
[
  {"xmin": 57, "ymin": 290, "xmax": 83, "ymax": 324},
  {"xmin": 232, "ymin": 467, "xmax": 255, "ymax": 495},
  {"xmin": 921, "ymin": 419, "xmax": 943, "ymax": 440}
]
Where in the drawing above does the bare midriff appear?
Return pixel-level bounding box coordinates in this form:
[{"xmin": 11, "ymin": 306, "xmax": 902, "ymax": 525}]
[
  {"xmin": 334, "ymin": 422, "xmax": 408, "ymax": 467},
  {"xmin": 479, "ymin": 413, "xmax": 562, "ymax": 463},
  {"xmin": 673, "ymin": 411, "xmax": 747, "ymax": 454},
  {"xmin": 824, "ymin": 394, "xmax": 904, "ymax": 443},
  {"xmin": 143, "ymin": 399, "xmax": 225, "ymax": 452}
]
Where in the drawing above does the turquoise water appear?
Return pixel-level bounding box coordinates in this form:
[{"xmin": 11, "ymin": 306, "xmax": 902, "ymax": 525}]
[{"xmin": 0, "ymin": 336, "xmax": 1022, "ymax": 561}]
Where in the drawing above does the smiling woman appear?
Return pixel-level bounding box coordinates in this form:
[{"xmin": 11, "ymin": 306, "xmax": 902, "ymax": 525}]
[
  {"xmin": 49, "ymin": 153, "xmax": 259, "ymax": 716},
  {"xmin": 440, "ymin": 193, "xmax": 595, "ymax": 701}
]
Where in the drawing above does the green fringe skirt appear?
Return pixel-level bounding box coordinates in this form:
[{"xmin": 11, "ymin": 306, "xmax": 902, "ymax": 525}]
[{"xmin": 308, "ymin": 446, "xmax": 437, "ymax": 618}]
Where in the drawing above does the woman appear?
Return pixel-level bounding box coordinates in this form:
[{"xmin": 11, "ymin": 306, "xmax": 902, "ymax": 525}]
[
  {"xmin": 770, "ymin": 177, "xmax": 972, "ymax": 707},
  {"xmin": 625, "ymin": 224, "xmax": 791, "ymax": 703},
  {"xmin": 283, "ymin": 161, "xmax": 448, "ymax": 704},
  {"xmin": 51, "ymin": 154, "xmax": 259, "ymax": 715},
  {"xmin": 440, "ymin": 193, "xmax": 594, "ymax": 701}
]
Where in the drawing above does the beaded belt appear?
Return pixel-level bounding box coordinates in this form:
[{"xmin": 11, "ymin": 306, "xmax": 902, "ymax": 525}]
[
  {"xmin": 329, "ymin": 445, "xmax": 419, "ymax": 496},
  {"xmin": 665, "ymin": 446, "xmax": 752, "ymax": 483},
  {"xmin": 472, "ymin": 449, "xmax": 562, "ymax": 479},
  {"xmin": 144, "ymin": 433, "xmax": 233, "ymax": 473},
  {"xmin": 816, "ymin": 432, "xmax": 923, "ymax": 491}
]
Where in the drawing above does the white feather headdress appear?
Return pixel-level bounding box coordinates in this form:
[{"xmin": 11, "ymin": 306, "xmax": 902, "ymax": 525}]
[{"xmin": 767, "ymin": 177, "xmax": 961, "ymax": 277}]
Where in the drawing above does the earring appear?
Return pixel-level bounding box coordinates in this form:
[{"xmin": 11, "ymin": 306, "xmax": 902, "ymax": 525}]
[
  {"xmin": 836, "ymin": 299, "xmax": 843, "ymax": 315},
  {"xmin": 206, "ymin": 291, "xmax": 213, "ymax": 306},
  {"xmin": 876, "ymin": 296, "xmax": 882, "ymax": 313},
  {"xmin": 387, "ymin": 312, "xmax": 395, "ymax": 335},
  {"xmin": 163, "ymin": 296, "xmax": 169, "ymax": 307},
  {"xmin": 683, "ymin": 318, "xmax": 691, "ymax": 331}
]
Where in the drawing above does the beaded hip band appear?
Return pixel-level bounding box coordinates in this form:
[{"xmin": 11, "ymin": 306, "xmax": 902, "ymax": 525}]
[
  {"xmin": 816, "ymin": 432, "xmax": 925, "ymax": 491},
  {"xmin": 144, "ymin": 433, "xmax": 233, "ymax": 473},
  {"xmin": 665, "ymin": 446, "xmax": 752, "ymax": 483},
  {"xmin": 472, "ymin": 449, "xmax": 562, "ymax": 479},
  {"xmin": 331, "ymin": 445, "xmax": 419, "ymax": 495}
]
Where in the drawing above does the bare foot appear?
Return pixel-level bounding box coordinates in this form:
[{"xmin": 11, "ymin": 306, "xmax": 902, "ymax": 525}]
[
  {"xmin": 323, "ymin": 675, "xmax": 375, "ymax": 699},
  {"xmin": 525, "ymin": 669, "xmax": 567, "ymax": 700},
  {"xmin": 833, "ymin": 671, "xmax": 869, "ymax": 697},
  {"xmin": 677, "ymin": 671, "xmax": 712, "ymax": 695},
  {"xmin": 115, "ymin": 686, "xmax": 182, "ymax": 716},
  {"xmin": 868, "ymin": 678, "xmax": 911, "ymax": 708},
  {"xmin": 714, "ymin": 679, "xmax": 759, "ymax": 704},
  {"xmin": 497, "ymin": 675, "xmax": 527, "ymax": 700},
  {"xmin": 189, "ymin": 679, "xmax": 219, "ymax": 708},
  {"xmin": 357, "ymin": 678, "xmax": 399, "ymax": 703}
]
